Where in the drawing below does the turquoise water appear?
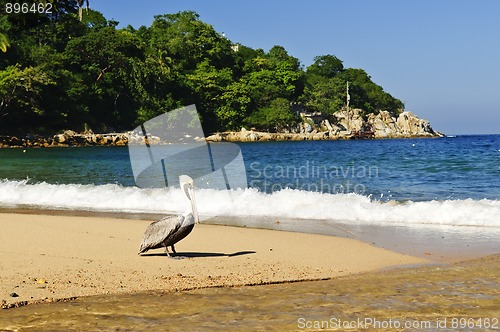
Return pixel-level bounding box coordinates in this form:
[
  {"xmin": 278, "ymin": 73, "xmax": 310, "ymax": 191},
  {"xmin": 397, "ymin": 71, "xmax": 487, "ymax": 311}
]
[
  {"xmin": 0, "ymin": 146, "xmax": 136, "ymax": 186},
  {"xmin": 0, "ymin": 135, "xmax": 499, "ymax": 229},
  {"xmin": 242, "ymin": 135, "xmax": 500, "ymax": 201},
  {"xmin": 1, "ymin": 135, "xmax": 499, "ymax": 200}
]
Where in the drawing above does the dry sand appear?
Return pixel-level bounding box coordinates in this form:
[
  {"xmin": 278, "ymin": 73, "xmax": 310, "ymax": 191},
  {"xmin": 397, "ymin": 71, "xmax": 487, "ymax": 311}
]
[{"xmin": 0, "ymin": 212, "xmax": 428, "ymax": 307}]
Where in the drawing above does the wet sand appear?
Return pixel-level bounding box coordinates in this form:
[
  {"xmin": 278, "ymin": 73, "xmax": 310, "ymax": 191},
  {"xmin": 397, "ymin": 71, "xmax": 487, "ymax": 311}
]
[
  {"xmin": 6, "ymin": 207, "xmax": 499, "ymax": 262},
  {"xmin": 0, "ymin": 211, "xmax": 427, "ymax": 308},
  {"xmin": 1, "ymin": 254, "xmax": 498, "ymax": 331}
]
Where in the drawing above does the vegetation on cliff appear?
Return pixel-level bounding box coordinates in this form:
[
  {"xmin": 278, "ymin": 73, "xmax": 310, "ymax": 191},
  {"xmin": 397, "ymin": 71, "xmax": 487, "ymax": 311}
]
[{"xmin": 1, "ymin": 0, "xmax": 404, "ymax": 135}]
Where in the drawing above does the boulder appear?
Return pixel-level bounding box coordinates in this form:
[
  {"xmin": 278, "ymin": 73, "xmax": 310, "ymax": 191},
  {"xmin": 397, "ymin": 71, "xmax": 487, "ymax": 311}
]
[
  {"xmin": 206, "ymin": 133, "xmax": 222, "ymax": 142},
  {"xmin": 312, "ymin": 131, "xmax": 329, "ymax": 140},
  {"xmin": 63, "ymin": 130, "xmax": 76, "ymax": 138},
  {"xmin": 396, "ymin": 111, "xmax": 436, "ymax": 137},
  {"xmin": 302, "ymin": 122, "xmax": 312, "ymax": 133},
  {"xmin": 367, "ymin": 111, "xmax": 399, "ymax": 138},
  {"xmin": 334, "ymin": 108, "xmax": 364, "ymax": 133},
  {"xmin": 54, "ymin": 134, "xmax": 66, "ymax": 144},
  {"xmin": 258, "ymin": 133, "xmax": 274, "ymax": 141},
  {"xmin": 330, "ymin": 109, "xmax": 440, "ymax": 138}
]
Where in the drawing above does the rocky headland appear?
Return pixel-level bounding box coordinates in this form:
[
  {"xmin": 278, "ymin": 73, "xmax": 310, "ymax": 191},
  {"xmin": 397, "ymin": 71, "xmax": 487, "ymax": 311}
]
[
  {"xmin": 0, "ymin": 109, "xmax": 441, "ymax": 148},
  {"xmin": 206, "ymin": 109, "xmax": 442, "ymax": 142},
  {"xmin": 0, "ymin": 131, "xmax": 129, "ymax": 148}
]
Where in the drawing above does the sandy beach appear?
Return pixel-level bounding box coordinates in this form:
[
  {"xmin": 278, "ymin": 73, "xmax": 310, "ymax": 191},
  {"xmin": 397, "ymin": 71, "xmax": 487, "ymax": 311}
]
[{"xmin": 0, "ymin": 211, "xmax": 428, "ymax": 308}]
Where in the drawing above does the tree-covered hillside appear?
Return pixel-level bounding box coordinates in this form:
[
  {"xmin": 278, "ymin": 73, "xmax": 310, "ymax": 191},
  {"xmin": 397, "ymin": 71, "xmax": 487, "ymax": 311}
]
[{"xmin": 0, "ymin": 1, "xmax": 404, "ymax": 135}]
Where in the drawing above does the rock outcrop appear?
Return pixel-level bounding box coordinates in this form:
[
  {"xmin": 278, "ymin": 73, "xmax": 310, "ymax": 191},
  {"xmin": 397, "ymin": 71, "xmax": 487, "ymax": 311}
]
[
  {"xmin": 51, "ymin": 130, "xmax": 129, "ymax": 146},
  {"xmin": 206, "ymin": 129, "xmax": 332, "ymax": 142},
  {"xmin": 0, "ymin": 131, "xmax": 129, "ymax": 148},
  {"xmin": 367, "ymin": 111, "xmax": 437, "ymax": 138},
  {"xmin": 0, "ymin": 109, "xmax": 440, "ymax": 147},
  {"xmin": 206, "ymin": 109, "xmax": 440, "ymax": 142},
  {"xmin": 334, "ymin": 108, "xmax": 367, "ymax": 133}
]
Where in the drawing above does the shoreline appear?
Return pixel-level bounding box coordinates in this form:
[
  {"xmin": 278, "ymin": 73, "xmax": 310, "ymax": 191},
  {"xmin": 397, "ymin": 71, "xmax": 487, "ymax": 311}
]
[
  {"xmin": 0, "ymin": 129, "xmax": 443, "ymax": 148},
  {"xmin": 2, "ymin": 208, "xmax": 498, "ymax": 312},
  {"xmin": 3, "ymin": 207, "xmax": 498, "ymax": 263},
  {"xmin": 0, "ymin": 210, "xmax": 430, "ymax": 309},
  {"xmin": 205, "ymin": 128, "xmax": 442, "ymax": 142}
]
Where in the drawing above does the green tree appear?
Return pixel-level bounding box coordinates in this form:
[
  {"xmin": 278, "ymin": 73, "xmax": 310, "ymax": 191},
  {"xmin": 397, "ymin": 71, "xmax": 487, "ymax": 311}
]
[
  {"xmin": 244, "ymin": 97, "xmax": 300, "ymax": 132},
  {"xmin": 0, "ymin": 33, "xmax": 9, "ymax": 53},
  {"xmin": 138, "ymin": 11, "xmax": 238, "ymax": 130},
  {"xmin": 0, "ymin": 6, "xmax": 405, "ymax": 136},
  {"xmin": 0, "ymin": 65, "xmax": 55, "ymax": 132},
  {"xmin": 214, "ymin": 80, "xmax": 251, "ymax": 130},
  {"xmin": 128, "ymin": 52, "xmax": 180, "ymax": 125},
  {"xmin": 302, "ymin": 76, "xmax": 346, "ymax": 114},
  {"xmin": 242, "ymin": 45, "xmax": 303, "ymax": 113},
  {"xmin": 64, "ymin": 25, "xmax": 142, "ymax": 129},
  {"xmin": 148, "ymin": 11, "xmax": 234, "ymax": 72},
  {"xmin": 184, "ymin": 59, "xmax": 234, "ymax": 130},
  {"xmin": 338, "ymin": 68, "xmax": 404, "ymax": 116},
  {"xmin": 303, "ymin": 55, "xmax": 403, "ymax": 117},
  {"xmin": 307, "ymin": 54, "xmax": 344, "ymax": 79}
]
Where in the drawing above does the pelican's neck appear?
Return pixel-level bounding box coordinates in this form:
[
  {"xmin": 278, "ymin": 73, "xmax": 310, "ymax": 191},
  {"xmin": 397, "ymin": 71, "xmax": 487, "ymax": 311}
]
[
  {"xmin": 190, "ymin": 191, "xmax": 199, "ymax": 224},
  {"xmin": 183, "ymin": 183, "xmax": 199, "ymax": 223}
]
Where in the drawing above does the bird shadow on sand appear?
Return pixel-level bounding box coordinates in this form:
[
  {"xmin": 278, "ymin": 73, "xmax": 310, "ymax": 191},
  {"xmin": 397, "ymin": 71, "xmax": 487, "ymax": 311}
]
[{"xmin": 139, "ymin": 250, "xmax": 256, "ymax": 258}]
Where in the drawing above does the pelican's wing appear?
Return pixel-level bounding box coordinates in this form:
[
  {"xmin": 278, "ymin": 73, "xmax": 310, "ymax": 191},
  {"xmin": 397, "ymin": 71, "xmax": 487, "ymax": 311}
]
[{"xmin": 138, "ymin": 215, "xmax": 185, "ymax": 253}]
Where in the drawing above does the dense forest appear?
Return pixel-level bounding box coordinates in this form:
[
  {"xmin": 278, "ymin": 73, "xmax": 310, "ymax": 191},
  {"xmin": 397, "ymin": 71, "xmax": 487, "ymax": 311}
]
[{"xmin": 0, "ymin": 0, "xmax": 404, "ymax": 135}]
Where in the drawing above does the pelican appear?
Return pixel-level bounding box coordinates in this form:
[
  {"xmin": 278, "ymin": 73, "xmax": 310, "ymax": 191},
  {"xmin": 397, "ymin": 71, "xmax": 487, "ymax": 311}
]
[{"xmin": 138, "ymin": 175, "xmax": 199, "ymax": 257}]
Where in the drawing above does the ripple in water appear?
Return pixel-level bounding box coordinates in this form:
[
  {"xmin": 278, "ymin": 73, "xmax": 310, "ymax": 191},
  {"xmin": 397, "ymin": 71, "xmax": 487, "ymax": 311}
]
[{"xmin": 1, "ymin": 255, "xmax": 498, "ymax": 331}]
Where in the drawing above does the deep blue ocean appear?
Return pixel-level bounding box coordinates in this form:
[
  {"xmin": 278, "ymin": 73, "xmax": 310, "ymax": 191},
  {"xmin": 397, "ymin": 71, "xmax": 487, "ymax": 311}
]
[{"xmin": 1, "ymin": 135, "xmax": 499, "ymax": 229}]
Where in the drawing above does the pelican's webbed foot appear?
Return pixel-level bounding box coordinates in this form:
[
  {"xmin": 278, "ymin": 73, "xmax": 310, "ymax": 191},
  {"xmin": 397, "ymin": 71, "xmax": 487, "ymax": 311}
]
[{"xmin": 169, "ymin": 245, "xmax": 187, "ymax": 259}]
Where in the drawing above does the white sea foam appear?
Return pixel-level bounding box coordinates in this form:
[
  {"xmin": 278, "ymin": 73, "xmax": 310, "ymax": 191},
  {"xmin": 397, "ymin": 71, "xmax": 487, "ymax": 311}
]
[{"xmin": 1, "ymin": 179, "xmax": 499, "ymax": 229}]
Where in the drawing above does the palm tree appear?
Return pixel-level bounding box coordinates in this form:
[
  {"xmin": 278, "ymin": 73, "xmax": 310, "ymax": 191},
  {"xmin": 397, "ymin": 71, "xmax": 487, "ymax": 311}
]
[
  {"xmin": 77, "ymin": 0, "xmax": 89, "ymax": 21},
  {"xmin": 0, "ymin": 33, "xmax": 9, "ymax": 53}
]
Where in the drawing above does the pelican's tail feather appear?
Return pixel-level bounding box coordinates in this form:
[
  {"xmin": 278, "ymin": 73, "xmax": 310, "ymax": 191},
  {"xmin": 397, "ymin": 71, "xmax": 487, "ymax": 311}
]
[{"xmin": 138, "ymin": 242, "xmax": 149, "ymax": 254}]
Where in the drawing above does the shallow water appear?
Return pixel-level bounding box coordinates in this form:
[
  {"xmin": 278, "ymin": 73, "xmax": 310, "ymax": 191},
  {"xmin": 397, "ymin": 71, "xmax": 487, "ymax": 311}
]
[
  {"xmin": 1, "ymin": 255, "xmax": 498, "ymax": 331},
  {"xmin": 2, "ymin": 135, "xmax": 500, "ymax": 200},
  {"xmin": 207, "ymin": 215, "xmax": 500, "ymax": 262}
]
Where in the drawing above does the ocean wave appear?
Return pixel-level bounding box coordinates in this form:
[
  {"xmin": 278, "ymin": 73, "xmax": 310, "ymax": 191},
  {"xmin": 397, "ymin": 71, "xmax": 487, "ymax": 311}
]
[{"xmin": 1, "ymin": 179, "xmax": 499, "ymax": 228}]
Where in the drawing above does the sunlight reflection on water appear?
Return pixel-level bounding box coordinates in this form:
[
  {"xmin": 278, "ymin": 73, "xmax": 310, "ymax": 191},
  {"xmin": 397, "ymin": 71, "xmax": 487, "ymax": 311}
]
[{"xmin": 1, "ymin": 254, "xmax": 498, "ymax": 331}]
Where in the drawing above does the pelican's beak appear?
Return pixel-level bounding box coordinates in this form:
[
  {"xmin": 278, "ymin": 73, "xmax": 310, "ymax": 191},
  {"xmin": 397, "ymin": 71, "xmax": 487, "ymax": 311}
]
[{"xmin": 189, "ymin": 186, "xmax": 199, "ymax": 223}]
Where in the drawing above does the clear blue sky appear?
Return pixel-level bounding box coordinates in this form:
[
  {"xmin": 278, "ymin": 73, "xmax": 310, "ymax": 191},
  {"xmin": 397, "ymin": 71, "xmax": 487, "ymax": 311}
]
[{"xmin": 92, "ymin": 0, "xmax": 500, "ymax": 135}]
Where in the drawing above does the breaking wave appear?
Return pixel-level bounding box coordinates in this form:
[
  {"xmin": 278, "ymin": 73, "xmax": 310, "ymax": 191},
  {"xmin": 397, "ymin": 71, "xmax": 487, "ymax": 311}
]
[{"xmin": 1, "ymin": 179, "xmax": 499, "ymax": 229}]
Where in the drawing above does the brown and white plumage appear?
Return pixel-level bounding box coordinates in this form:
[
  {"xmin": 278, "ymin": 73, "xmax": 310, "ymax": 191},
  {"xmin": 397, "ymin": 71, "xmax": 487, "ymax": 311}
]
[{"xmin": 138, "ymin": 175, "xmax": 199, "ymax": 257}]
